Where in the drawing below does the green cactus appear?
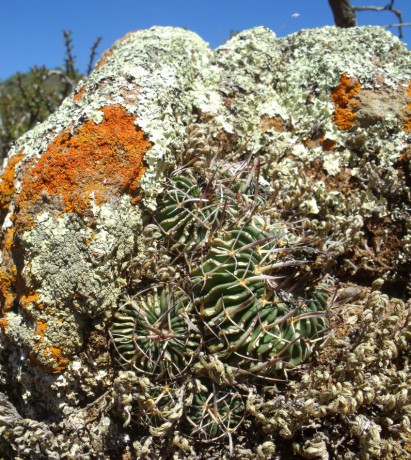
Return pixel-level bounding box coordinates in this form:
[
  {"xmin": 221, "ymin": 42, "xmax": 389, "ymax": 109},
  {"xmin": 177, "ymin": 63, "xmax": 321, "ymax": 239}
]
[
  {"xmin": 154, "ymin": 165, "xmax": 261, "ymax": 251},
  {"xmin": 155, "ymin": 173, "xmax": 205, "ymax": 249},
  {"xmin": 185, "ymin": 379, "xmax": 244, "ymax": 439},
  {"xmin": 114, "ymin": 166, "xmax": 329, "ymax": 379},
  {"xmin": 111, "ymin": 286, "xmax": 201, "ymax": 380},
  {"xmin": 191, "ymin": 224, "xmax": 268, "ymax": 316},
  {"xmin": 187, "ymin": 216, "xmax": 327, "ymax": 375},
  {"xmin": 155, "ymin": 172, "xmax": 233, "ymax": 250},
  {"xmin": 110, "ymin": 163, "xmax": 329, "ymax": 438}
]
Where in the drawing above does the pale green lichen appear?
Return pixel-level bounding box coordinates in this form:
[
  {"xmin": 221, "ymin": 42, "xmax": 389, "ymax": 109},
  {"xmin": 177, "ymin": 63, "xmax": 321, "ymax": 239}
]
[
  {"xmin": 26, "ymin": 200, "xmax": 140, "ymax": 307},
  {"xmin": 214, "ymin": 27, "xmax": 281, "ymax": 153},
  {"xmin": 73, "ymin": 27, "xmax": 225, "ymax": 208}
]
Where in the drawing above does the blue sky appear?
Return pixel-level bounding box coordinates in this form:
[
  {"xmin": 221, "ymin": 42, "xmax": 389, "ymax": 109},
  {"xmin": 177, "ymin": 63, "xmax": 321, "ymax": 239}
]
[{"xmin": 0, "ymin": 0, "xmax": 410, "ymax": 80}]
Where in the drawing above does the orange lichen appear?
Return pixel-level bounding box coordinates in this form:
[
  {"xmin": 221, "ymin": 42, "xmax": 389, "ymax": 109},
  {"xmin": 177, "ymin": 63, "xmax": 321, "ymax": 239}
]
[
  {"xmin": 73, "ymin": 85, "xmax": 86, "ymax": 103},
  {"xmin": 331, "ymin": 73, "xmax": 361, "ymax": 131},
  {"xmin": 404, "ymin": 82, "xmax": 411, "ymax": 132},
  {"xmin": 15, "ymin": 105, "xmax": 152, "ymax": 230},
  {"xmin": 35, "ymin": 320, "xmax": 47, "ymax": 339},
  {"xmin": 3, "ymin": 227, "xmax": 15, "ymax": 252},
  {"xmin": 0, "ymin": 316, "xmax": 8, "ymax": 332},
  {"xmin": 94, "ymin": 30, "xmax": 138, "ymax": 72},
  {"xmin": 94, "ymin": 50, "xmax": 113, "ymax": 72},
  {"xmin": 0, "ymin": 266, "xmax": 17, "ymax": 313},
  {"xmin": 44, "ymin": 346, "xmax": 69, "ymax": 373},
  {"xmin": 0, "ymin": 152, "xmax": 24, "ymax": 217},
  {"xmin": 31, "ymin": 319, "xmax": 69, "ymax": 373},
  {"xmin": 30, "ymin": 344, "xmax": 70, "ymax": 374},
  {"xmin": 0, "ymin": 227, "xmax": 19, "ymax": 314},
  {"xmin": 20, "ymin": 291, "xmax": 40, "ymax": 310}
]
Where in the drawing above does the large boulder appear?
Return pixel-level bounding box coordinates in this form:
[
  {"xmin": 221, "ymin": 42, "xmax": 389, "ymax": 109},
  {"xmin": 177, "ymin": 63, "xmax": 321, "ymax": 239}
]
[{"xmin": 0, "ymin": 26, "xmax": 410, "ymax": 459}]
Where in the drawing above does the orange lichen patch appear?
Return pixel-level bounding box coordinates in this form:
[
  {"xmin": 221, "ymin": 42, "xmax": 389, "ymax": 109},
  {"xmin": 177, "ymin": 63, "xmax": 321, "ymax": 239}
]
[
  {"xmin": 0, "ymin": 152, "xmax": 24, "ymax": 217},
  {"xmin": 0, "ymin": 227, "xmax": 19, "ymax": 314},
  {"xmin": 0, "ymin": 266, "xmax": 17, "ymax": 313},
  {"xmin": 0, "ymin": 316, "xmax": 8, "ymax": 332},
  {"xmin": 331, "ymin": 73, "xmax": 361, "ymax": 131},
  {"xmin": 15, "ymin": 105, "xmax": 152, "ymax": 230},
  {"xmin": 3, "ymin": 227, "xmax": 15, "ymax": 252},
  {"xmin": 43, "ymin": 346, "xmax": 70, "ymax": 373},
  {"xmin": 94, "ymin": 30, "xmax": 139, "ymax": 72},
  {"xmin": 260, "ymin": 115, "xmax": 286, "ymax": 133},
  {"xmin": 35, "ymin": 320, "xmax": 47, "ymax": 339},
  {"xmin": 73, "ymin": 85, "xmax": 86, "ymax": 103},
  {"xmin": 20, "ymin": 291, "xmax": 41, "ymax": 312},
  {"xmin": 404, "ymin": 82, "xmax": 411, "ymax": 132}
]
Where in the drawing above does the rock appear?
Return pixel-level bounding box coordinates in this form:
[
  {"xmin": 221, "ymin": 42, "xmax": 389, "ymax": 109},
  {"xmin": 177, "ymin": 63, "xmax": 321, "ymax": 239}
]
[
  {"xmin": 0, "ymin": 25, "xmax": 410, "ymax": 459},
  {"xmin": 0, "ymin": 27, "xmax": 216, "ymax": 375}
]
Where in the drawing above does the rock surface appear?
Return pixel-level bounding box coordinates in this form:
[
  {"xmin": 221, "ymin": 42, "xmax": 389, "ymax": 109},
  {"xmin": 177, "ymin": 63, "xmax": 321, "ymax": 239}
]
[{"xmin": 0, "ymin": 25, "xmax": 410, "ymax": 459}]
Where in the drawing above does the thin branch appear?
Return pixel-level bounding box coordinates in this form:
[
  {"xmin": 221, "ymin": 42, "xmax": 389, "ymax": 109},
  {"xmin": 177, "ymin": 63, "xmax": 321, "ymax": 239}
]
[
  {"xmin": 384, "ymin": 22, "xmax": 411, "ymax": 29},
  {"xmin": 353, "ymin": 2, "xmax": 404, "ymax": 38},
  {"xmin": 87, "ymin": 36, "xmax": 102, "ymax": 76},
  {"xmin": 62, "ymin": 30, "xmax": 76, "ymax": 78},
  {"xmin": 47, "ymin": 69, "xmax": 77, "ymax": 97}
]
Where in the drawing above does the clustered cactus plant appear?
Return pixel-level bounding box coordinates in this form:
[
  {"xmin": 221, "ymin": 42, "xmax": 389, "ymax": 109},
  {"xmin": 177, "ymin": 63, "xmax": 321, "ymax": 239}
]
[
  {"xmin": 111, "ymin": 153, "xmax": 330, "ymax": 442},
  {"xmin": 111, "ymin": 286, "xmax": 201, "ymax": 380}
]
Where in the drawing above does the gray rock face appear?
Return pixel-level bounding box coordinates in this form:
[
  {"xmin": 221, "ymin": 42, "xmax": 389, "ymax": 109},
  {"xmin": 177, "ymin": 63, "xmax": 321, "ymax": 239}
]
[{"xmin": 0, "ymin": 26, "xmax": 410, "ymax": 459}]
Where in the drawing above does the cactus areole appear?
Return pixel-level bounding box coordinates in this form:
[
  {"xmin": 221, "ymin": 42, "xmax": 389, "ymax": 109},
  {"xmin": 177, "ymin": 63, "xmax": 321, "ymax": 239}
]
[{"xmin": 0, "ymin": 25, "xmax": 411, "ymax": 459}]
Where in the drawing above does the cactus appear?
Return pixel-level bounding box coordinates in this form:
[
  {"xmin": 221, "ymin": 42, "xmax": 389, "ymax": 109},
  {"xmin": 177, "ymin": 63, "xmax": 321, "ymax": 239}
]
[
  {"xmin": 155, "ymin": 171, "xmax": 235, "ymax": 250},
  {"xmin": 190, "ymin": 222, "xmax": 329, "ymax": 375},
  {"xmin": 191, "ymin": 224, "xmax": 269, "ymax": 316},
  {"xmin": 111, "ymin": 286, "xmax": 201, "ymax": 380},
  {"xmin": 155, "ymin": 173, "xmax": 207, "ymax": 249},
  {"xmin": 154, "ymin": 163, "xmax": 262, "ymax": 251},
  {"xmin": 114, "ymin": 165, "xmax": 329, "ymax": 379},
  {"xmin": 185, "ymin": 380, "xmax": 244, "ymax": 439},
  {"xmin": 110, "ymin": 162, "xmax": 329, "ymax": 437}
]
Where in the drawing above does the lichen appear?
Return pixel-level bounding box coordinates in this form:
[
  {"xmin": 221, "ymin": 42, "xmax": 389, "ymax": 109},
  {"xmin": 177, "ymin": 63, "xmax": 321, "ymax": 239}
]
[
  {"xmin": 404, "ymin": 82, "xmax": 411, "ymax": 132},
  {"xmin": 331, "ymin": 73, "xmax": 361, "ymax": 130},
  {"xmin": 72, "ymin": 85, "xmax": 86, "ymax": 103},
  {"xmin": 0, "ymin": 27, "xmax": 220, "ymax": 376},
  {"xmin": 15, "ymin": 104, "xmax": 150, "ymax": 230},
  {"xmin": 0, "ymin": 152, "xmax": 24, "ymax": 221}
]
